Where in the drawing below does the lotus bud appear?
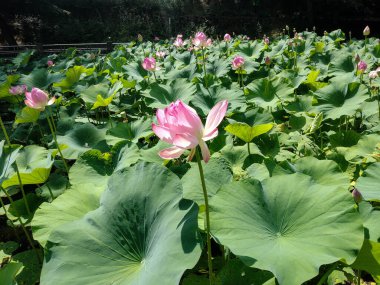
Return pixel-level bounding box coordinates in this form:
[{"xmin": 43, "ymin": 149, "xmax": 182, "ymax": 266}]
[
  {"xmin": 369, "ymin": 70, "xmax": 378, "ymax": 79},
  {"xmin": 354, "ymin": 54, "xmax": 360, "ymax": 63},
  {"xmin": 357, "ymin": 60, "xmax": 367, "ymax": 72},
  {"xmin": 9, "ymin": 85, "xmax": 27, "ymax": 95},
  {"xmin": 352, "ymin": 187, "xmax": 363, "ymax": 203},
  {"xmin": 285, "ymin": 25, "xmax": 289, "ymax": 31},
  {"xmin": 232, "ymin": 56, "xmax": 245, "ymax": 70},
  {"xmin": 324, "ymin": 31, "xmax": 328, "ymax": 36},
  {"xmin": 47, "ymin": 60, "xmax": 54, "ymax": 67},
  {"xmin": 363, "ymin": 26, "xmax": 370, "ymax": 36},
  {"xmin": 137, "ymin": 34, "xmax": 143, "ymax": 42},
  {"xmin": 142, "ymin": 57, "xmax": 157, "ymax": 71},
  {"xmin": 263, "ymin": 36, "xmax": 270, "ymax": 45},
  {"xmin": 224, "ymin": 33, "xmax": 232, "ymax": 42},
  {"xmin": 313, "ymin": 26, "xmax": 316, "ymax": 32},
  {"xmin": 265, "ymin": 56, "xmax": 271, "ymax": 66}
]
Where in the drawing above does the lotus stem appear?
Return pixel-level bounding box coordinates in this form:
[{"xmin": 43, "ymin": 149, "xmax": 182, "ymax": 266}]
[
  {"xmin": 107, "ymin": 107, "xmax": 114, "ymax": 128},
  {"xmin": 195, "ymin": 147, "xmax": 213, "ymax": 285},
  {"xmin": 46, "ymin": 114, "xmax": 69, "ymax": 173},
  {"xmin": 0, "ymin": 196, "xmax": 21, "ymax": 241},
  {"xmin": 0, "ymin": 116, "xmax": 31, "ymax": 215},
  {"xmin": 1, "ymin": 185, "xmax": 42, "ymax": 263},
  {"xmin": 247, "ymin": 142, "xmax": 251, "ymax": 155},
  {"xmin": 201, "ymin": 48, "xmax": 208, "ymax": 88}
]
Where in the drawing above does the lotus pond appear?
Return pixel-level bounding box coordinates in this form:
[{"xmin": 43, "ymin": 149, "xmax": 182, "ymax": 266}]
[{"xmin": 0, "ymin": 29, "xmax": 380, "ymax": 285}]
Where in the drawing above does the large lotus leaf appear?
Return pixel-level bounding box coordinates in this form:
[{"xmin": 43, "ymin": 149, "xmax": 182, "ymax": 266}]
[
  {"xmin": 192, "ymin": 84, "xmax": 244, "ymax": 116},
  {"xmin": 57, "ymin": 123, "xmax": 107, "ymax": 160},
  {"xmin": 281, "ymin": 157, "xmax": 350, "ymax": 188},
  {"xmin": 313, "ymin": 80, "xmax": 368, "ymax": 120},
  {"xmin": 69, "ymin": 149, "xmax": 113, "ymax": 189},
  {"xmin": 12, "ymin": 49, "xmax": 34, "ymax": 68},
  {"xmin": 12, "ymin": 249, "xmax": 42, "ymax": 285},
  {"xmin": 32, "ymin": 182, "xmax": 104, "ymax": 248},
  {"xmin": 106, "ymin": 118, "xmax": 152, "ymax": 145},
  {"xmin": 328, "ymin": 52, "xmax": 355, "ymax": 77},
  {"xmin": 40, "ymin": 162, "xmax": 202, "ymax": 285},
  {"xmin": 80, "ymin": 81, "xmax": 123, "ymax": 109},
  {"xmin": 246, "ymin": 77, "xmax": 294, "ymax": 109},
  {"xmin": 225, "ymin": 123, "xmax": 273, "ymax": 143},
  {"xmin": 142, "ymin": 79, "xmax": 196, "ymax": 109},
  {"xmin": 356, "ymin": 163, "xmax": 380, "ymax": 201},
  {"xmin": 2, "ymin": 145, "xmax": 53, "ymax": 188},
  {"xmin": 209, "ymin": 173, "xmax": 364, "ymax": 285},
  {"xmin": 0, "ymin": 141, "xmax": 20, "ymax": 185},
  {"xmin": 359, "ymin": 202, "xmax": 380, "ymax": 241},
  {"xmin": 237, "ymin": 41, "xmax": 264, "ymax": 58},
  {"xmin": 14, "ymin": 107, "xmax": 40, "ymax": 124},
  {"xmin": 182, "ymin": 157, "xmax": 233, "ymax": 205},
  {"xmin": 342, "ymin": 134, "xmax": 380, "ymax": 164},
  {"xmin": 351, "ymin": 239, "xmax": 380, "ymax": 282},
  {"xmin": 206, "ymin": 57, "xmax": 230, "ymax": 78},
  {"xmin": 53, "ymin": 65, "xmax": 94, "ymax": 92},
  {"xmin": 20, "ymin": 69, "xmax": 64, "ymax": 89},
  {"xmin": 124, "ymin": 61, "xmax": 148, "ymax": 81}
]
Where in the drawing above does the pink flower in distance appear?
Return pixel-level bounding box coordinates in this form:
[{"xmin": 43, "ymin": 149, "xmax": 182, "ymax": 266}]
[
  {"xmin": 142, "ymin": 57, "xmax": 157, "ymax": 71},
  {"xmin": 224, "ymin": 33, "xmax": 232, "ymax": 42},
  {"xmin": 9, "ymin": 85, "xmax": 27, "ymax": 95},
  {"xmin": 363, "ymin": 26, "xmax": 370, "ymax": 36},
  {"xmin": 357, "ymin": 60, "xmax": 367, "ymax": 71},
  {"xmin": 232, "ymin": 56, "xmax": 245, "ymax": 70},
  {"xmin": 369, "ymin": 70, "xmax": 378, "ymax": 79},
  {"xmin": 193, "ymin": 32, "xmax": 211, "ymax": 48},
  {"xmin": 47, "ymin": 60, "xmax": 54, "ymax": 67},
  {"xmin": 263, "ymin": 37, "xmax": 270, "ymax": 45},
  {"xmin": 25, "ymin": 87, "xmax": 55, "ymax": 111},
  {"xmin": 265, "ymin": 56, "xmax": 271, "ymax": 66},
  {"xmin": 156, "ymin": 51, "xmax": 166, "ymax": 58},
  {"xmin": 173, "ymin": 35, "xmax": 184, "ymax": 48},
  {"xmin": 152, "ymin": 99, "xmax": 228, "ymax": 163}
]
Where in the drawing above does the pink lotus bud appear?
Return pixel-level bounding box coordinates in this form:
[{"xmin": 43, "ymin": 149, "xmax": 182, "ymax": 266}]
[
  {"xmin": 363, "ymin": 26, "xmax": 370, "ymax": 36},
  {"xmin": 142, "ymin": 57, "xmax": 157, "ymax": 71},
  {"xmin": 137, "ymin": 34, "xmax": 143, "ymax": 42},
  {"xmin": 352, "ymin": 188, "xmax": 362, "ymax": 203},
  {"xmin": 155, "ymin": 51, "xmax": 166, "ymax": 58},
  {"xmin": 263, "ymin": 37, "xmax": 270, "ymax": 45},
  {"xmin": 24, "ymin": 87, "xmax": 55, "ymax": 111},
  {"xmin": 152, "ymin": 99, "xmax": 228, "ymax": 163},
  {"xmin": 154, "ymin": 36, "xmax": 160, "ymax": 41},
  {"xmin": 357, "ymin": 60, "xmax": 367, "ymax": 71},
  {"xmin": 224, "ymin": 33, "xmax": 232, "ymax": 42},
  {"xmin": 9, "ymin": 85, "xmax": 27, "ymax": 95},
  {"xmin": 285, "ymin": 25, "xmax": 289, "ymax": 31},
  {"xmin": 265, "ymin": 56, "xmax": 271, "ymax": 66},
  {"xmin": 232, "ymin": 56, "xmax": 245, "ymax": 70},
  {"xmin": 47, "ymin": 60, "xmax": 54, "ymax": 67},
  {"xmin": 354, "ymin": 54, "xmax": 360, "ymax": 63}
]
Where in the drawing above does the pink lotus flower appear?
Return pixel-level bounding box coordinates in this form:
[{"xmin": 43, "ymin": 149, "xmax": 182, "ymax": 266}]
[
  {"xmin": 142, "ymin": 57, "xmax": 158, "ymax": 71},
  {"xmin": 357, "ymin": 60, "xmax": 367, "ymax": 71},
  {"xmin": 363, "ymin": 26, "xmax": 370, "ymax": 36},
  {"xmin": 9, "ymin": 85, "xmax": 27, "ymax": 95},
  {"xmin": 232, "ymin": 56, "xmax": 245, "ymax": 70},
  {"xmin": 263, "ymin": 36, "xmax": 270, "ymax": 45},
  {"xmin": 152, "ymin": 99, "xmax": 228, "ymax": 163},
  {"xmin": 24, "ymin": 87, "xmax": 55, "ymax": 111},
  {"xmin": 369, "ymin": 70, "xmax": 378, "ymax": 79},
  {"xmin": 47, "ymin": 60, "xmax": 54, "ymax": 67},
  {"xmin": 224, "ymin": 33, "xmax": 232, "ymax": 42},
  {"xmin": 156, "ymin": 51, "xmax": 166, "ymax": 58},
  {"xmin": 192, "ymin": 32, "xmax": 212, "ymax": 48},
  {"xmin": 173, "ymin": 35, "xmax": 184, "ymax": 48}
]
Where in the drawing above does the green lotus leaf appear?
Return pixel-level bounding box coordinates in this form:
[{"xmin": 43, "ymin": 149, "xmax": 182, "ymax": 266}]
[
  {"xmin": 2, "ymin": 145, "xmax": 53, "ymax": 188},
  {"xmin": 282, "ymin": 157, "xmax": 350, "ymax": 188},
  {"xmin": 12, "ymin": 249, "xmax": 42, "ymax": 285},
  {"xmin": 36, "ymin": 173, "xmax": 68, "ymax": 202},
  {"xmin": 106, "ymin": 118, "xmax": 152, "ymax": 145},
  {"xmin": 0, "ymin": 262, "xmax": 23, "ymax": 285},
  {"xmin": 69, "ymin": 149, "xmax": 113, "ymax": 189},
  {"xmin": 342, "ymin": 134, "xmax": 380, "ymax": 164},
  {"xmin": 20, "ymin": 69, "xmax": 64, "ymax": 89},
  {"xmin": 182, "ymin": 157, "xmax": 233, "ymax": 205},
  {"xmin": 53, "ymin": 65, "xmax": 95, "ymax": 92},
  {"xmin": 40, "ymin": 162, "xmax": 202, "ymax": 285},
  {"xmin": 351, "ymin": 239, "xmax": 380, "ymax": 282},
  {"xmin": 192, "ymin": 84, "xmax": 245, "ymax": 116},
  {"xmin": 57, "ymin": 123, "xmax": 107, "ymax": 160},
  {"xmin": 142, "ymin": 79, "xmax": 196, "ymax": 109},
  {"xmin": 209, "ymin": 173, "xmax": 364, "ymax": 285},
  {"xmin": 14, "ymin": 107, "xmax": 40, "ymax": 124},
  {"xmin": 0, "ymin": 74, "xmax": 20, "ymax": 100},
  {"xmin": 328, "ymin": 51, "xmax": 354, "ymax": 77},
  {"xmin": 356, "ymin": 163, "xmax": 380, "ymax": 201},
  {"xmin": 91, "ymin": 93, "xmax": 115, "ymax": 109},
  {"xmin": 246, "ymin": 77, "xmax": 294, "ymax": 109},
  {"xmin": 359, "ymin": 202, "xmax": 380, "ymax": 241},
  {"xmin": 12, "ymin": 49, "xmax": 34, "ymax": 68},
  {"xmin": 225, "ymin": 123, "xmax": 273, "ymax": 143},
  {"xmin": 32, "ymin": 182, "xmax": 104, "ymax": 248},
  {"xmin": 80, "ymin": 81, "xmax": 122, "ymax": 108},
  {"xmin": 206, "ymin": 57, "xmax": 230, "ymax": 78},
  {"xmin": 124, "ymin": 61, "xmax": 148, "ymax": 81},
  {"xmin": 313, "ymin": 80, "xmax": 369, "ymax": 120},
  {"xmin": 0, "ymin": 141, "xmax": 21, "ymax": 186}
]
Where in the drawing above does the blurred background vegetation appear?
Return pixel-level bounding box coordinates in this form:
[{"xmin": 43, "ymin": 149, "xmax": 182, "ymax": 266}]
[{"xmin": 0, "ymin": 0, "xmax": 379, "ymax": 45}]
